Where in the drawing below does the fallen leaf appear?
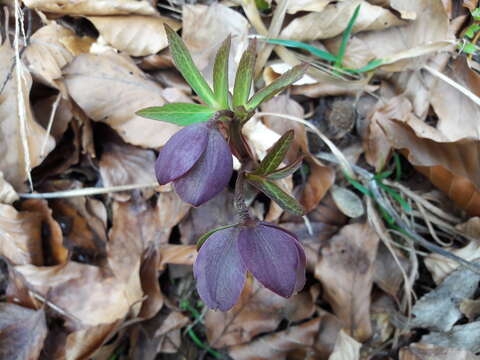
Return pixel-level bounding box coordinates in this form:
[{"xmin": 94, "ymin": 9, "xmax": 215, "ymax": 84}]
[
  {"xmin": 228, "ymin": 317, "xmax": 321, "ymax": 360},
  {"xmin": 0, "ymin": 37, "xmax": 55, "ymax": 190},
  {"xmin": 205, "ymin": 278, "xmax": 317, "ymax": 348},
  {"xmin": 315, "ymin": 222, "xmax": 380, "ymax": 341},
  {"xmin": 63, "ymin": 52, "xmax": 180, "ymax": 148},
  {"xmin": 22, "ymin": 0, "xmax": 157, "ymax": 15},
  {"xmin": 400, "ymin": 343, "xmax": 480, "ymax": 360},
  {"xmin": 421, "ymin": 321, "xmax": 480, "ymax": 353},
  {"xmin": 459, "ymin": 298, "xmax": 480, "ymax": 321},
  {"xmin": 0, "ymin": 172, "xmax": 18, "ymax": 204},
  {"xmin": 330, "ymin": 186, "xmax": 364, "ymax": 218},
  {"xmin": 88, "ymin": 16, "xmax": 181, "ymax": 57},
  {"xmin": 410, "ymin": 264, "xmax": 480, "ymax": 331},
  {"xmin": 158, "ymin": 245, "xmax": 196, "ymax": 271},
  {"xmin": 280, "ymin": 0, "xmax": 404, "ymax": 41},
  {"xmin": 282, "ymin": 0, "xmax": 333, "ymax": 14},
  {"xmin": 328, "ymin": 330, "xmax": 361, "ymax": 360},
  {"xmin": 138, "ymin": 248, "xmax": 163, "ymax": 319},
  {"xmin": 0, "ymin": 303, "xmax": 47, "ymax": 360},
  {"xmin": 33, "ymin": 95, "xmax": 73, "ymax": 143}
]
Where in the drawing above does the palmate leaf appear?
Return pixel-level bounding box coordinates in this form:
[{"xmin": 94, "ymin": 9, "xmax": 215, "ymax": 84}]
[
  {"xmin": 213, "ymin": 36, "xmax": 231, "ymax": 109},
  {"xmin": 164, "ymin": 25, "xmax": 218, "ymax": 108},
  {"xmin": 253, "ymin": 130, "xmax": 294, "ymax": 176},
  {"xmin": 233, "ymin": 41, "xmax": 256, "ymax": 107},
  {"xmin": 246, "ymin": 173, "xmax": 304, "ymax": 216},
  {"xmin": 245, "ymin": 63, "xmax": 308, "ymax": 111},
  {"xmin": 136, "ymin": 103, "xmax": 216, "ymax": 126}
]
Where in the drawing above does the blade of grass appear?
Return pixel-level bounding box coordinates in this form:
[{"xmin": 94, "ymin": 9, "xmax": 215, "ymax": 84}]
[
  {"xmin": 264, "ymin": 38, "xmax": 338, "ymax": 63},
  {"xmin": 334, "ymin": 4, "xmax": 361, "ymax": 69}
]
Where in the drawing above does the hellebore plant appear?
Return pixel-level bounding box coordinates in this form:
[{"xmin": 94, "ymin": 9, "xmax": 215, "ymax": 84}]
[{"xmin": 137, "ymin": 25, "xmax": 308, "ymax": 311}]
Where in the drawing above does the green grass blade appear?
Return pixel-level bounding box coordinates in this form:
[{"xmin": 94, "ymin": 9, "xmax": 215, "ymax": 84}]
[
  {"xmin": 264, "ymin": 38, "xmax": 338, "ymax": 63},
  {"xmin": 213, "ymin": 36, "xmax": 231, "ymax": 109},
  {"xmin": 335, "ymin": 4, "xmax": 361, "ymax": 69},
  {"xmin": 136, "ymin": 103, "xmax": 216, "ymax": 126},
  {"xmin": 165, "ymin": 25, "xmax": 218, "ymax": 108}
]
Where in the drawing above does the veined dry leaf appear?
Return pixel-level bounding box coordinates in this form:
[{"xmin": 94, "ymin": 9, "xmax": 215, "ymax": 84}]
[
  {"xmin": 378, "ymin": 117, "xmax": 480, "ymax": 216},
  {"xmin": 0, "ymin": 172, "xmax": 18, "ymax": 204},
  {"xmin": 280, "ymin": 0, "xmax": 404, "ymax": 41},
  {"xmin": 99, "ymin": 136, "xmax": 157, "ymax": 202},
  {"xmin": 329, "ymin": 330, "xmax": 361, "ymax": 360},
  {"xmin": 0, "ymin": 303, "xmax": 47, "ymax": 360},
  {"xmin": 88, "ymin": 16, "xmax": 181, "ymax": 57},
  {"xmin": 282, "ymin": 0, "xmax": 333, "ymax": 14},
  {"xmin": 24, "ymin": 23, "xmax": 93, "ymax": 90},
  {"xmin": 400, "ymin": 343, "xmax": 480, "ymax": 360},
  {"xmin": 0, "ymin": 37, "xmax": 55, "ymax": 190},
  {"xmin": 228, "ymin": 317, "xmax": 321, "ymax": 360},
  {"xmin": 22, "ymin": 0, "xmax": 157, "ymax": 15},
  {"xmin": 182, "ymin": 3, "xmax": 249, "ymax": 89},
  {"xmin": 0, "ymin": 204, "xmax": 43, "ymax": 265},
  {"xmin": 63, "ymin": 52, "xmax": 180, "ymax": 149},
  {"xmin": 315, "ymin": 223, "xmax": 379, "ymax": 341},
  {"xmin": 431, "ymin": 58, "xmax": 480, "ymax": 141},
  {"xmin": 205, "ymin": 278, "xmax": 316, "ymax": 348},
  {"xmin": 158, "ymin": 244, "xmax": 196, "ymax": 271}
]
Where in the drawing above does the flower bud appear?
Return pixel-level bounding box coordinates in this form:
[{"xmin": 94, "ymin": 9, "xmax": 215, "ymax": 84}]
[{"xmin": 155, "ymin": 123, "xmax": 233, "ymax": 206}]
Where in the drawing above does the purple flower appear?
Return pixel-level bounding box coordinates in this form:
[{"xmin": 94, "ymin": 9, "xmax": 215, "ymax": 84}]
[
  {"xmin": 193, "ymin": 221, "xmax": 306, "ymax": 311},
  {"xmin": 155, "ymin": 123, "xmax": 233, "ymax": 206}
]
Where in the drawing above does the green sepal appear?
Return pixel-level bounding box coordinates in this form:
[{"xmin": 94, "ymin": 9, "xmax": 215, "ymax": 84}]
[
  {"xmin": 264, "ymin": 38, "xmax": 338, "ymax": 63},
  {"xmin": 253, "ymin": 130, "xmax": 294, "ymax": 176},
  {"xmin": 246, "ymin": 174, "xmax": 304, "ymax": 216},
  {"xmin": 245, "ymin": 63, "xmax": 308, "ymax": 111},
  {"xmin": 233, "ymin": 41, "xmax": 256, "ymax": 107},
  {"xmin": 335, "ymin": 4, "xmax": 361, "ymax": 68},
  {"xmin": 196, "ymin": 224, "xmax": 237, "ymax": 250},
  {"xmin": 213, "ymin": 36, "xmax": 231, "ymax": 109},
  {"xmin": 136, "ymin": 103, "xmax": 216, "ymax": 126},
  {"xmin": 165, "ymin": 25, "xmax": 218, "ymax": 108},
  {"xmin": 266, "ymin": 157, "xmax": 303, "ymax": 180}
]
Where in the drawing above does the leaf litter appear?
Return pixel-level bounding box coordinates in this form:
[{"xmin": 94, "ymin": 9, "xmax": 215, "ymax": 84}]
[{"xmin": 2, "ymin": 0, "xmax": 480, "ymax": 359}]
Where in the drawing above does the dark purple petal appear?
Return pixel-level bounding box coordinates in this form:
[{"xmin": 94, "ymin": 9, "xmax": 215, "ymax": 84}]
[
  {"xmin": 193, "ymin": 227, "xmax": 246, "ymax": 311},
  {"xmin": 174, "ymin": 129, "xmax": 233, "ymax": 206},
  {"xmin": 155, "ymin": 124, "xmax": 209, "ymax": 185},
  {"xmin": 238, "ymin": 223, "xmax": 301, "ymax": 298},
  {"xmin": 260, "ymin": 222, "xmax": 306, "ymax": 293}
]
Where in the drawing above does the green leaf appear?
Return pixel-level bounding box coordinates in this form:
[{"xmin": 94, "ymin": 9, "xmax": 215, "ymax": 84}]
[
  {"xmin": 165, "ymin": 25, "xmax": 218, "ymax": 108},
  {"xmin": 472, "ymin": 8, "xmax": 480, "ymax": 20},
  {"xmin": 245, "ymin": 63, "xmax": 308, "ymax": 111},
  {"xmin": 136, "ymin": 103, "xmax": 216, "ymax": 126},
  {"xmin": 267, "ymin": 157, "xmax": 303, "ymax": 180},
  {"xmin": 213, "ymin": 36, "xmax": 231, "ymax": 109},
  {"xmin": 255, "ymin": 0, "xmax": 270, "ymax": 11},
  {"xmin": 347, "ymin": 58, "xmax": 384, "ymax": 73},
  {"xmin": 465, "ymin": 23, "xmax": 480, "ymax": 38},
  {"xmin": 196, "ymin": 224, "xmax": 237, "ymax": 250},
  {"xmin": 253, "ymin": 130, "xmax": 294, "ymax": 176},
  {"xmin": 462, "ymin": 42, "xmax": 478, "ymax": 55},
  {"xmin": 335, "ymin": 4, "xmax": 361, "ymax": 69},
  {"xmin": 264, "ymin": 38, "xmax": 338, "ymax": 63},
  {"xmin": 246, "ymin": 174, "xmax": 304, "ymax": 215},
  {"xmin": 233, "ymin": 41, "xmax": 256, "ymax": 107}
]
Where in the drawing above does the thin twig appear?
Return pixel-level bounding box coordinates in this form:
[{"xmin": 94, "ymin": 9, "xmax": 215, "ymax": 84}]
[{"xmin": 41, "ymin": 92, "xmax": 61, "ymax": 156}]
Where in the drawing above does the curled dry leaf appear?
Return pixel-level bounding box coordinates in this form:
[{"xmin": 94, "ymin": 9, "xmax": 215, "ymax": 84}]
[
  {"xmin": 22, "ymin": 0, "xmax": 157, "ymax": 16},
  {"xmin": 280, "ymin": 0, "xmax": 404, "ymax": 41},
  {"xmin": 0, "ymin": 38, "xmax": 55, "ymax": 190},
  {"xmin": 63, "ymin": 52, "xmax": 180, "ymax": 148},
  {"xmin": 315, "ymin": 222, "xmax": 379, "ymax": 341},
  {"xmin": 329, "ymin": 330, "xmax": 361, "ymax": 360},
  {"xmin": 0, "ymin": 171, "xmax": 18, "ymax": 204},
  {"xmin": 24, "ymin": 23, "xmax": 93, "ymax": 90},
  {"xmin": 228, "ymin": 317, "xmax": 321, "ymax": 360},
  {"xmin": 182, "ymin": 3, "xmax": 249, "ymax": 89},
  {"xmin": 282, "ymin": 0, "xmax": 333, "ymax": 14},
  {"xmin": 378, "ymin": 117, "xmax": 480, "ymax": 216},
  {"xmin": 88, "ymin": 16, "xmax": 181, "ymax": 57},
  {"xmin": 0, "ymin": 303, "xmax": 47, "ymax": 360},
  {"xmin": 399, "ymin": 343, "xmax": 480, "ymax": 360},
  {"xmin": 99, "ymin": 137, "xmax": 157, "ymax": 202},
  {"xmin": 205, "ymin": 278, "xmax": 316, "ymax": 348}
]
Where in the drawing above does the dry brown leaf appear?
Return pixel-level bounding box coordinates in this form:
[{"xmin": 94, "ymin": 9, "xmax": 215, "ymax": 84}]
[
  {"xmin": 63, "ymin": 52, "xmax": 180, "ymax": 148},
  {"xmin": 33, "ymin": 95, "xmax": 73, "ymax": 143},
  {"xmin": 205, "ymin": 278, "xmax": 316, "ymax": 348},
  {"xmin": 315, "ymin": 222, "xmax": 379, "ymax": 341},
  {"xmin": 378, "ymin": 117, "xmax": 480, "ymax": 216},
  {"xmin": 99, "ymin": 136, "xmax": 157, "ymax": 202},
  {"xmin": 463, "ymin": 0, "xmax": 479, "ymax": 11},
  {"xmin": 400, "ymin": 343, "xmax": 480, "ymax": 360},
  {"xmin": 24, "ymin": 23, "xmax": 93, "ymax": 90},
  {"xmin": 88, "ymin": 16, "xmax": 180, "ymax": 57},
  {"xmin": 459, "ymin": 298, "xmax": 480, "ymax": 321},
  {"xmin": 329, "ymin": 330, "xmax": 361, "ymax": 360},
  {"xmin": 420, "ymin": 321, "xmax": 480, "ymax": 354},
  {"xmin": 23, "ymin": 0, "xmax": 157, "ymax": 15},
  {"xmin": 431, "ymin": 58, "xmax": 480, "ymax": 141},
  {"xmin": 280, "ymin": 0, "xmax": 404, "ymax": 41},
  {"xmin": 228, "ymin": 317, "xmax": 321, "ymax": 360},
  {"xmin": 138, "ymin": 249, "xmax": 163, "ymax": 319},
  {"xmin": 158, "ymin": 245, "xmax": 196, "ymax": 271},
  {"xmin": 0, "ymin": 303, "xmax": 47, "ymax": 360},
  {"xmin": 0, "ymin": 171, "xmax": 18, "ymax": 204},
  {"xmin": 0, "ymin": 37, "xmax": 55, "ymax": 191},
  {"xmin": 282, "ymin": 0, "xmax": 333, "ymax": 14},
  {"xmin": 182, "ymin": 3, "xmax": 249, "ymax": 89}
]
